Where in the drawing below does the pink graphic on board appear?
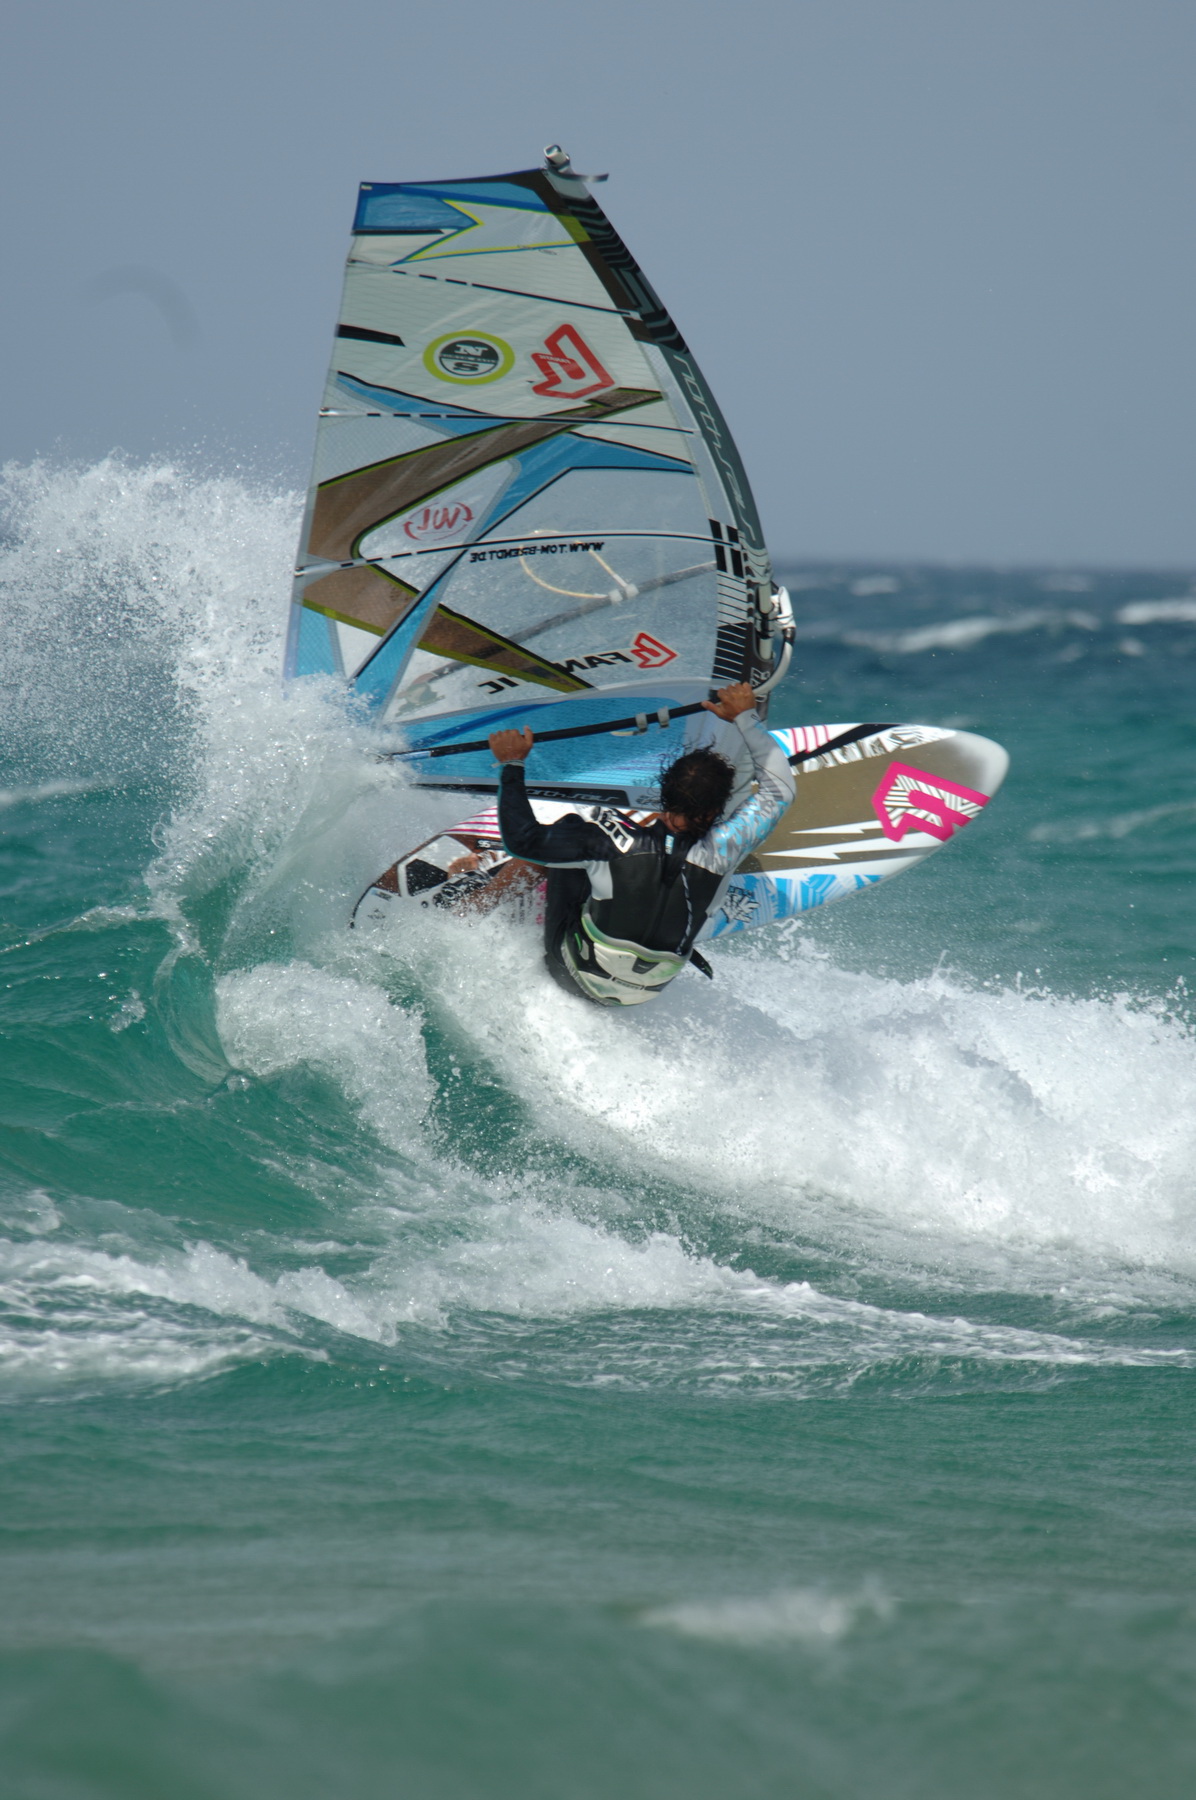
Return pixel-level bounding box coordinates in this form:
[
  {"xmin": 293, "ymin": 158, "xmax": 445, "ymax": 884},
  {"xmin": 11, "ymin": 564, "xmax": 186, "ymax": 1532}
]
[
  {"xmin": 772, "ymin": 724, "xmax": 836, "ymax": 758},
  {"xmin": 873, "ymin": 762, "xmax": 990, "ymax": 843}
]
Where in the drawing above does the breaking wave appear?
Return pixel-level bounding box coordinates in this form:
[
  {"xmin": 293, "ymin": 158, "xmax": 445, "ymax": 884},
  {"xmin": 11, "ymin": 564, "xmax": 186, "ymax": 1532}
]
[{"xmin": 3, "ymin": 459, "xmax": 1195, "ymax": 1401}]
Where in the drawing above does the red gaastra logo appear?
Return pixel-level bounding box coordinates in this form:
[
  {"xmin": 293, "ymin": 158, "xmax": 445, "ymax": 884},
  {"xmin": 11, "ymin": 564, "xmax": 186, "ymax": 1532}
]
[
  {"xmin": 630, "ymin": 631, "xmax": 676, "ymax": 670},
  {"xmin": 403, "ymin": 502, "xmax": 475, "ymax": 543},
  {"xmin": 530, "ymin": 324, "xmax": 614, "ymax": 400}
]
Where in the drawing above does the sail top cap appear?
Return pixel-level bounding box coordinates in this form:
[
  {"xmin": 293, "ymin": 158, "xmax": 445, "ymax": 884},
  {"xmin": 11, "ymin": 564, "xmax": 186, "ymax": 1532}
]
[{"xmin": 542, "ymin": 144, "xmax": 608, "ymax": 183}]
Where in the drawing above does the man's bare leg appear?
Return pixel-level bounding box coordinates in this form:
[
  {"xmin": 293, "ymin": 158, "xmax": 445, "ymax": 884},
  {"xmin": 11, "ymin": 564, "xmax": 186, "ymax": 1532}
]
[{"xmin": 438, "ymin": 855, "xmax": 545, "ymax": 915}]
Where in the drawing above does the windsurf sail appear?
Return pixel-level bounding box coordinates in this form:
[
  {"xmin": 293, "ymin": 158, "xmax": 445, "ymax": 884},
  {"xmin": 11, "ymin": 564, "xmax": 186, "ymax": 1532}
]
[{"xmin": 285, "ymin": 147, "xmax": 791, "ymax": 791}]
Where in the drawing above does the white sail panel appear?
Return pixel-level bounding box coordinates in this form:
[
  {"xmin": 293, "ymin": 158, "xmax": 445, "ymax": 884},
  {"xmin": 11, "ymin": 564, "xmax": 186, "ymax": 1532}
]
[{"xmin": 285, "ymin": 162, "xmax": 776, "ymax": 761}]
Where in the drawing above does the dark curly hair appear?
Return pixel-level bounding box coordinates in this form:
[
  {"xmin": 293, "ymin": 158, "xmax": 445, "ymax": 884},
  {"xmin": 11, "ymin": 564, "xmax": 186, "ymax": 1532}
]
[{"xmin": 658, "ymin": 747, "xmax": 735, "ymax": 835}]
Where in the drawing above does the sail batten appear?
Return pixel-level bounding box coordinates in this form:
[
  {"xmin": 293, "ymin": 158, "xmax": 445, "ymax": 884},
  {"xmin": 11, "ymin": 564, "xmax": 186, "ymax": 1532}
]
[{"xmin": 286, "ymin": 159, "xmax": 775, "ymax": 746}]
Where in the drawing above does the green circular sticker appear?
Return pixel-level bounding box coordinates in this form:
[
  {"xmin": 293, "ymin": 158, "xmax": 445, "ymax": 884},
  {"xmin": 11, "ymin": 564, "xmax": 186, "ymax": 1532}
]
[{"xmin": 423, "ymin": 332, "xmax": 515, "ymax": 384}]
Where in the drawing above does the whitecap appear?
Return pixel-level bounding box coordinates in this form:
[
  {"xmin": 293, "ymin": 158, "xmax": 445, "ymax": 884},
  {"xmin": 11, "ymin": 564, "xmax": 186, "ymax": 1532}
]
[
  {"xmin": 842, "ymin": 609, "xmax": 1099, "ymax": 654},
  {"xmin": 1115, "ymin": 599, "xmax": 1196, "ymax": 625},
  {"xmin": 640, "ymin": 1583, "xmax": 893, "ymax": 1646}
]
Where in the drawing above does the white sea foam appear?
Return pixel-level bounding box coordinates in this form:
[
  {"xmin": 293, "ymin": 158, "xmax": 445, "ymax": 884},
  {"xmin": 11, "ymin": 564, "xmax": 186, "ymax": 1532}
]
[
  {"xmin": 842, "ymin": 609, "xmax": 1099, "ymax": 654},
  {"xmin": 216, "ymin": 962, "xmax": 434, "ymax": 1134},
  {"xmin": 0, "ymin": 462, "xmax": 441, "ymax": 953},
  {"xmin": 0, "ymin": 457, "xmax": 299, "ymax": 784},
  {"xmin": 366, "ymin": 906, "xmax": 1196, "ymax": 1284},
  {"xmin": 5, "ymin": 899, "xmax": 1192, "ymax": 1392},
  {"xmin": 640, "ymin": 1583, "xmax": 893, "ymax": 1646},
  {"xmin": 360, "ymin": 1202, "xmax": 1194, "ymax": 1376},
  {"xmin": 0, "ymin": 778, "xmax": 106, "ymax": 810},
  {"xmin": 209, "ymin": 900, "xmax": 1196, "ymax": 1362},
  {"xmin": 1029, "ymin": 800, "xmax": 1196, "ymax": 843},
  {"xmin": 1115, "ymin": 598, "xmax": 1196, "ymax": 625},
  {"xmin": 0, "ymin": 1236, "xmax": 316, "ymax": 1393},
  {"xmin": 2, "ymin": 1190, "xmax": 1187, "ymax": 1401}
]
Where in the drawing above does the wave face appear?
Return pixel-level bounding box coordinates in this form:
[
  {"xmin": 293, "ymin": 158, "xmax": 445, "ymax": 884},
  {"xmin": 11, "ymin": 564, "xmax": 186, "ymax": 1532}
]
[{"xmin": 2, "ymin": 461, "xmax": 1195, "ymax": 1799}]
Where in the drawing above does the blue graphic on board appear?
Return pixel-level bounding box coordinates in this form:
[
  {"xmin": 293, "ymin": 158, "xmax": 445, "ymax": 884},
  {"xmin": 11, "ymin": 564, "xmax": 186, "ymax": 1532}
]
[
  {"xmin": 704, "ymin": 867, "xmax": 862, "ymax": 939},
  {"xmin": 800, "ymin": 872, "xmax": 838, "ymax": 910}
]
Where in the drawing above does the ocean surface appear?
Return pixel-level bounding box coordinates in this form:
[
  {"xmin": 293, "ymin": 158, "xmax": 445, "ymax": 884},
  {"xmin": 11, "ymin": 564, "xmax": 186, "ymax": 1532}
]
[{"xmin": 2, "ymin": 457, "xmax": 1196, "ymax": 1798}]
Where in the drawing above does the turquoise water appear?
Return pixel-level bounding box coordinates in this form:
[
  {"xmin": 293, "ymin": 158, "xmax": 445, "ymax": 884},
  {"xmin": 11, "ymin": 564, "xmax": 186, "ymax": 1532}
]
[{"xmin": 3, "ymin": 459, "xmax": 1196, "ymax": 1798}]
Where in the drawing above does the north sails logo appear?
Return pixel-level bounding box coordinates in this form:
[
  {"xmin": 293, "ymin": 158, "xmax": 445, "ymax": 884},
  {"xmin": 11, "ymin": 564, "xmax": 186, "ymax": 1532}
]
[{"xmin": 530, "ymin": 324, "xmax": 614, "ymax": 400}]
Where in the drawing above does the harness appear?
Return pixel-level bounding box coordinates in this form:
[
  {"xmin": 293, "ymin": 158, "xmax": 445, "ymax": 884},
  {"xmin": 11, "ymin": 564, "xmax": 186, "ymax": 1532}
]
[{"xmin": 560, "ymin": 820, "xmax": 719, "ymax": 1007}]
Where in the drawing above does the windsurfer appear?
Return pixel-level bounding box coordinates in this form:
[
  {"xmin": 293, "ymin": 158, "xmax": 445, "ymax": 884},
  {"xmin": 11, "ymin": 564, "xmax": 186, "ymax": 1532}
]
[{"xmin": 489, "ymin": 683, "xmax": 796, "ymax": 1006}]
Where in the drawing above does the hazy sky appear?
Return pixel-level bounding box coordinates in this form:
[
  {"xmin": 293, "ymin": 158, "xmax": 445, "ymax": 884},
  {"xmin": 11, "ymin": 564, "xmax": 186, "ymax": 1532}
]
[{"xmin": 3, "ymin": 0, "xmax": 1194, "ymax": 566}]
